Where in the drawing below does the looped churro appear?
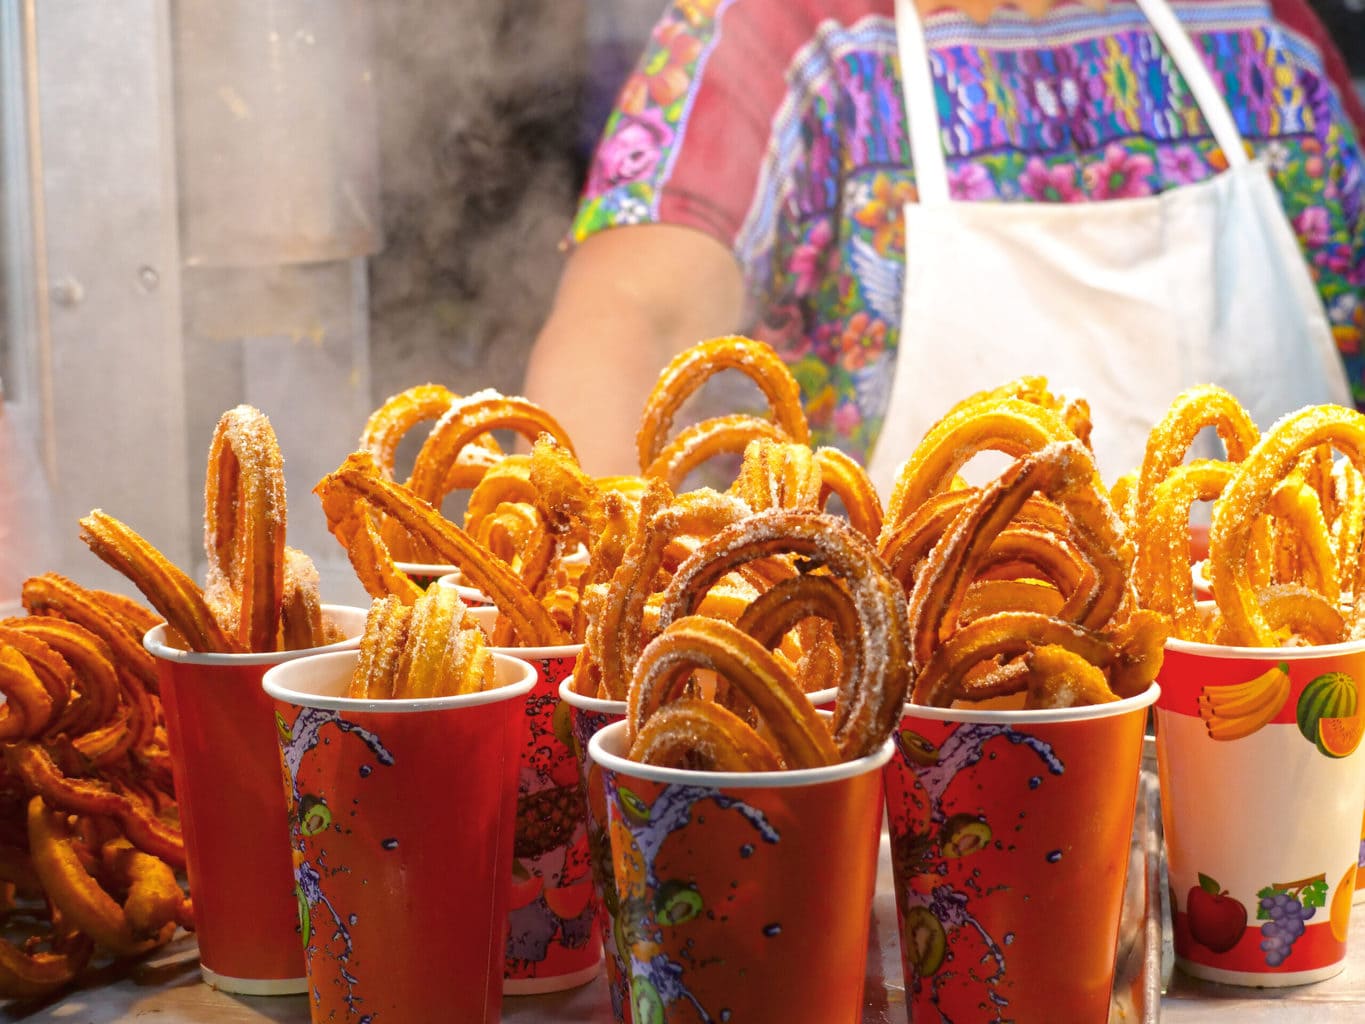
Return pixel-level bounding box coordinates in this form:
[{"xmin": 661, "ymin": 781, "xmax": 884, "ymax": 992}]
[
  {"xmin": 655, "ymin": 508, "xmax": 911, "ymax": 759},
  {"xmin": 882, "ymin": 395, "xmax": 1078, "ymax": 534},
  {"xmin": 204, "ymin": 405, "xmax": 287, "ymax": 653},
  {"xmin": 626, "ymin": 616, "xmax": 840, "ymax": 769},
  {"xmin": 729, "ymin": 438, "xmax": 822, "ymax": 513},
  {"xmin": 643, "ymin": 414, "xmax": 790, "ymax": 489},
  {"xmin": 636, "ymin": 336, "xmax": 810, "ymax": 471},
  {"xmin": 1210, "ymin": 405, "xmax": 1365, "ymax": 646},
  {"xmin": 813, "ymin": 446, "xmax": 883, "ymax": 541},
  {"xmin": 407, "ymin": 390, "xmax": 574, "ymax": 506},
  {"xmin": 905, "ymin": 441, "xmax": 1131, "ymax": 670},
  {"xmin": 317, "ymin": 453, "xmax": 565, "ymax": 646},
  {"xmin": 1133, "ymin": 384, "xmax": 1260, "ymax": 525},
  {"xmin": 361, "ymin": 383, "xmax": 503, "ymax": 487},
  {"xmin": 582, "ymin": 481, "xmax": 751, "ymax": 700}
]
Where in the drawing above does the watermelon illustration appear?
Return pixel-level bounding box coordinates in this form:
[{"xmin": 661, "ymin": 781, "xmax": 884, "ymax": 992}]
[{"xmin": 1296, "ymin": 673, "xmax": 1360, "ymax": 757}]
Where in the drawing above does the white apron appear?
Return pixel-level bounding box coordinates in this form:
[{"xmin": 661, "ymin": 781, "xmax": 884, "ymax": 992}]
[{"xmin": 868, "ymin": 0, "xmax": 1351, "ymax": 494}]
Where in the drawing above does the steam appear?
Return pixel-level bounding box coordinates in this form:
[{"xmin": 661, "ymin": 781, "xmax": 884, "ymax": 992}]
[{"xmin": 367, "ymin": 1, "xmax": 588, "ymax": 401}]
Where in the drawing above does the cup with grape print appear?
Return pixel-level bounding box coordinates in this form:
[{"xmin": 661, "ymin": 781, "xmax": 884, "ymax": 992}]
[{"xmin": 1155, "ymin": 634, "xmax": 1365, "ymax": 985}]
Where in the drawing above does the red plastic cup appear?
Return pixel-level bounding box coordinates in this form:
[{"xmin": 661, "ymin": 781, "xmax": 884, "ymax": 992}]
[
  {"xmin": 589, "ymin": 719, "xmax": 889, "ymax": 1024},
  {"xmin": 143, "ymin": 605, "xmax": 366, "ymax": 994},
  {"xmin": 883, "ymin": 684, "xmax": 1158, "ymax": 1023},
  {"xmin": 262, "ymin": 648, "xmax": 534, "ymax": 1023},
  {"xmin": 1157, "ymin": 635, "xmax": 1365, "ymax": 984},
  {"xmin": 558, "ymin": 677, "xmax": 631, "ymax": 1023}
]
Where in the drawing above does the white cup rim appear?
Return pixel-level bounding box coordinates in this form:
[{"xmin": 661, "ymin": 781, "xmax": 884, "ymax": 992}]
[
  {"xmin": 262, "ymin": 649, "xmax": 537, "ymax": 712},
  {"xmin": 557, "ymin": 675, "xmax": 626, "ymax": 714},
  {"xmin": 1165, "ymin": 600, "xmax": 1365, "ymax": 658},
  {"xmin": 588, "ymin": 718, "xmax": 893, "ymax": 788},
  {"xmin": 434, "ymin": 571, "xmax": 488, "ymax": 597},
  {"xmin": 394, "ymin": 561, "xmax": 460, "ymax": 576},
  {"xmin": 901, "ymin": 681, "xmax": 1160, "ymax": 725},
  {"xmin": 1166, "ymin": 633, "xmax": 1365, "ymax": 658},
  {"xmin": 462, "ymin": 604, "xmax": 582, "ymax": 659},
  {"xmin": 142, "ymin": 604, "xmax": 366, "ymax": 665}
]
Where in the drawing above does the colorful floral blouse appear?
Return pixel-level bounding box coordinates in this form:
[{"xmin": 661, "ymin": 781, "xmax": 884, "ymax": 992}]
[{"xmin": 572, "ymin": 0, "xmax": 1365, "ymax": 461}]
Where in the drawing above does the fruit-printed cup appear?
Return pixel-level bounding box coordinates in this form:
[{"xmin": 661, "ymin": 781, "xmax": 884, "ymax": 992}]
[
  {"xmin": 457, "ymin": 607, "xmax": 600, "ymax": 993},
  {"xmin": 559, "ymin": 676, "xmax": 631, "ymax": 1023},
  {"xmin": 1157, "ymin": 635, "xmax": 1365, "ymax": 985},
  {"xmin": 143, "ymin": 605, "xmax": 367, "ymax": 994},
  {"xmin": 263, "ymin": 648, "xmax": 533, "ymax": 1023},
  {"xmin": 884, "ymin": 684, "xmax": 1158, "ymax": 1023},
  {"xmin": 589, "ymin": 719, "xmax": 890, "ymax": 1024}
]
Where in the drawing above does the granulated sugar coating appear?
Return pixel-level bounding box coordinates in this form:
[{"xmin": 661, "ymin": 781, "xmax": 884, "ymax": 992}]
[
  {"xmin": 653, "ymin": 507, "xmax": 912, "ymax": 761},
  {"xmin": 636, "ymin": 336, "xmax": 810, "ymax": 469},
  {"xmin": 1209, "ymin": 403, "xmax": 1365, "ymax": 646}
]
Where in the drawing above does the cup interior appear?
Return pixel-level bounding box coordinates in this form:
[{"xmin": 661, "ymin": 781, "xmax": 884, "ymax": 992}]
[
  {"xmin": 556, "ymin": 675, "xmax": 626, "ymax": 715},
  {"xmin": 902, "ymin": 680, "xmax": 1160, "ymax": 726},
  {"xmin": 588, "ymin": 718, "xmax": 892, "ymax": 788},
  {"xmin": 263, "ymin": 649, "xmax": 536, "ymax": 712},
  {"xmin": 435, "ymin": 571, "xmax": 492, "ymax": 602},
  {"xmin": 143, "ymin": 604, "xmax": 368, "ymax": 664}
]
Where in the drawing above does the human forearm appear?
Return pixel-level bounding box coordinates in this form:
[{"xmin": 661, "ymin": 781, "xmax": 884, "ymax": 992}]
[{"xmin": 522, "ymin": 225, "xmax": 745, "ymax": 476}]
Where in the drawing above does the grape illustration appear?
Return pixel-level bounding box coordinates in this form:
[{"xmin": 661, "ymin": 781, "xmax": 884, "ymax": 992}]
[{"xmin": 1256, "ymin": 875, "xmax": 1327, "ymax": 967}]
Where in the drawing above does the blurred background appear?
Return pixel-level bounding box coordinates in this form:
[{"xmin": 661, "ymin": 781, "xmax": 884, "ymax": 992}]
[
  {"xmin": 0, "ymin": 0, "xmax": 659, "ymax": 610},
  {"xmin": 0, "ymin": 0, "xmax": 1360, "ymax": 612}
]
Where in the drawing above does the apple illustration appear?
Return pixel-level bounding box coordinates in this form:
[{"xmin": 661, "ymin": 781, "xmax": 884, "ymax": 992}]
[{"xmin": 1186, "ymin": 873, "xmax": 1247, "ymax": 953}]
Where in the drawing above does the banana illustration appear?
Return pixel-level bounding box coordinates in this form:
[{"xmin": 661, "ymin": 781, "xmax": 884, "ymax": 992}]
[{"xmin": 1198, "ymin": 661, "xmax": 1291, "ymax": 741}]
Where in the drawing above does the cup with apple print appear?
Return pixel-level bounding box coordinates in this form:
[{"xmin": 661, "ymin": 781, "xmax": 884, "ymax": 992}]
[{"xmin": 1156, "ymin": 632, "xmax": 1365, "ymax": 985}]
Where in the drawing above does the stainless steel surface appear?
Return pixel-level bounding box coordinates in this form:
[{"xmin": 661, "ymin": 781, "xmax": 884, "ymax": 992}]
[
  {"xmin": 3, "ymin": 766, "xmax": 1363, "ymax": 1021},
  {"xmin": 172, "ymin": 0, "xmax": 381, "ymax": 267},
  {"xmin": 10, "ymin": 0, "xmax": 193, "ymax": 594}
]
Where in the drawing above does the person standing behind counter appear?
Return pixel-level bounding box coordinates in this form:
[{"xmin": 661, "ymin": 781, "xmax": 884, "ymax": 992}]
[{"xmin": 523, "ymin": 0, "xmax": 1365, "ymax": 488}]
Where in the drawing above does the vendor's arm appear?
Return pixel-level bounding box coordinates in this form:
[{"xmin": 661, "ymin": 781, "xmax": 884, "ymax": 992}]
[{"xmin": 523, "ymin": 224, "xmax": 744, "ymax": 476}]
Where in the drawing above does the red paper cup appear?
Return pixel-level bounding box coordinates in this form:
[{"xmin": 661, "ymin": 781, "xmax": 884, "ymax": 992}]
[
  {"xmin": 434, "ymin": 570, "xmax": 492, "ymax": 608},
  {"xmin": 883, "ymin": 684, "xmax": 1158, "ymax": 1023},
  {"xmin": 1157, "ymin": 636, "xmax": 1365, "ymax": 984},
  {"xmin": 559, "ymin": 677, "xmax": 631, "ymax": 1023},
  {"xmin": 459, "ymin": 618, "xmax": 600, "ymax": 993},
  {"xmin": 262, "ymin": 648, "xmax": 534, "ymax": 1023},
  {"xmin": 589, "ymin": 719, "xmax": 889, "ymax": 1024},
  {"xmin": 143, "ymin": 605, "xmax": 366, "ymax": 994}
]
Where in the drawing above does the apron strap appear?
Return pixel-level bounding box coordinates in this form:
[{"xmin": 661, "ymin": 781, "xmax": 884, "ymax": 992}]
[
  {"xmin": 1131, "ymin": 0, "xmax": 1250, "ymax": 167},
  {"xmin": 894, "ymin": 0, "xmax": 951, "ymax": 204},
  {"xmin": 894, "ymin": 0, "xmax": 1252, "ymax": 205}
]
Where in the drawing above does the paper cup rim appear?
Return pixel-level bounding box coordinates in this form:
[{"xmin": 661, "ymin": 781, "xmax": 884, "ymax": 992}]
[
  {"xmin": 142, "ymin": 604, "xmax": 366, "ymax": 665},
  {"xmin": 557, "ymin": 676, "xmax": 626, "ymax": 715},
  {"xmin": 395, "ymin": 561, "xmax": 460, "ymax": 576},
  {"xmin": 901, "ymin": 681, "xmax": 1161, "ymax": 725},
  {"xmin": 434, "ymin": 571, "xmax": 490, "ymax": 599},
  {"xmin": 805, "ymin": 684, "xmax": 838, "ymax": 706},
  {"xmin": 1165, "ymin": 634, "xmax": 1365, "ymax": 659},
  {"xmin": 463, "ymin": 605, "xmax": 582, "ymax": 660},
  {"xmin": 588, "ymin": 718, "xmax": 894, "ymax": 787},
  {"xmin": 262, "ymin": 649, "xmax": 537, "ymax": 712},
  {"xmin": 1165, "ymin": 601, "xmax": 1365, "ymax": 658}
]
